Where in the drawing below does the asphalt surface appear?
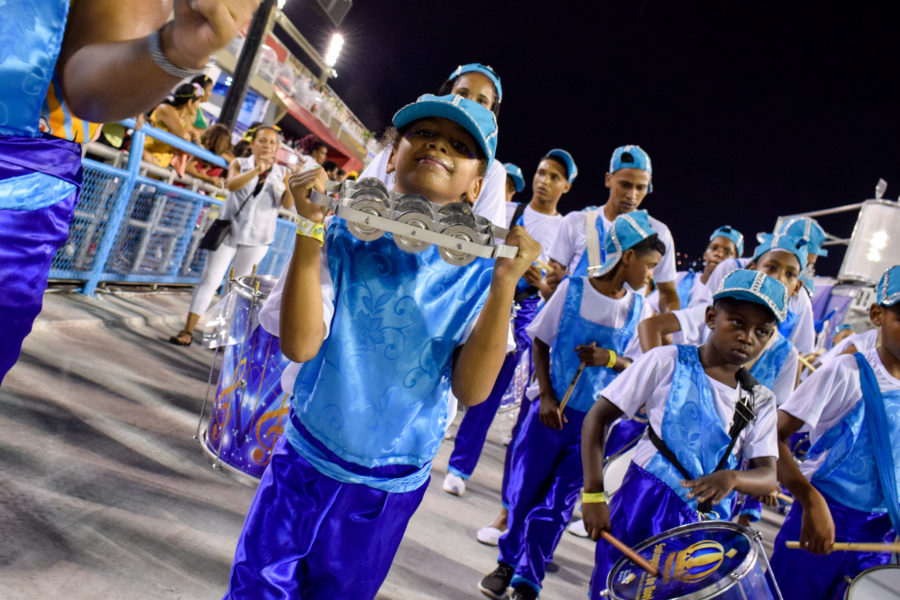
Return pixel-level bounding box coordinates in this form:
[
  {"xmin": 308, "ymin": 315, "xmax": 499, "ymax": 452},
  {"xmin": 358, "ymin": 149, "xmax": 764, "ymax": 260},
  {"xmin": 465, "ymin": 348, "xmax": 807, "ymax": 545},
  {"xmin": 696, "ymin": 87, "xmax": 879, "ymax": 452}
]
[{"xmin": 0, "ymin": 286, "xmax": 784, "ymax": 599}]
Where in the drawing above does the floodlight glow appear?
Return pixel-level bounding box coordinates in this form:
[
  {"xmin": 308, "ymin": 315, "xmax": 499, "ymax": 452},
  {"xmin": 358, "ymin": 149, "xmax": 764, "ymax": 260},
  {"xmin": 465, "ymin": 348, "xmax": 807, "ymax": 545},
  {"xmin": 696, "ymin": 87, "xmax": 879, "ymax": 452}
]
[{"xmin": 324, "ymin": 33, "xmax": 344, "ymax": 68}]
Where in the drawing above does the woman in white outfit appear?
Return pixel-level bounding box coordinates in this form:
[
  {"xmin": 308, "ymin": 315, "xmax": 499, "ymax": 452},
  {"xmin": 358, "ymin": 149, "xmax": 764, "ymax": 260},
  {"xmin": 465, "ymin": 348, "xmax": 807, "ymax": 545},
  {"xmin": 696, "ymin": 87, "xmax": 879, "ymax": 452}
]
[{"xmin": 170, "ymin": 126, "xmax": 292, "ymax": 345}]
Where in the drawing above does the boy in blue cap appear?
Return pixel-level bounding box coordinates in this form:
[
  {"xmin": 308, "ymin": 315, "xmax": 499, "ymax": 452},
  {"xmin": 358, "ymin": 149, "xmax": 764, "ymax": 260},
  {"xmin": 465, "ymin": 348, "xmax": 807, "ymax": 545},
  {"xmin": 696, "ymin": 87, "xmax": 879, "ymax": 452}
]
[
  {"xmin": 505, "ymin": 162, "xmax": 526, "ymax": 202},
  {"xmin": 223, "ymin": 94, "xmax": 540, "ymax": 600},
  {"xmin": 769, "ymin": 265, "xmax": 900, "ymax": 599},
  {"xmin": 442, "ymin": 150, "xmax": 574, "ymax": 501},
  {"xmin": 546, "ymin": 144, "xmax": 680, "ymax": 312},
  {"xmin": 360, "ymin": 62, "xmax": 509, "ymax": 228},
  {"xmin": 478, "ymin": 211, "xmax": 663, "ymax": 600},
  {"xmin": 581, "ymin": 269, "xmax": 785, "ymax": 599}
]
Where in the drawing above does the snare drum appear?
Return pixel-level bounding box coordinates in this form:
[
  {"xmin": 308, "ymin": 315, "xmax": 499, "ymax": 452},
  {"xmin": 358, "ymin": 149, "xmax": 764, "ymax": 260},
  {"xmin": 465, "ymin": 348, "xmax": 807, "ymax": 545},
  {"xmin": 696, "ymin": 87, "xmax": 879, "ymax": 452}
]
[
  {"xmin": 844, "ymin": 565, "xmax": 900, "ymax": 599},
  {"xmin": 603, "ymin": 446, "xmax": 636, "ymax": 498},
  {"xmin": 606, "ymin": 522, "xmax": 779, "ymax": 599},
  {"xmin": 201, "ymin": 274, "xmax": 293, "ymax": 481}
]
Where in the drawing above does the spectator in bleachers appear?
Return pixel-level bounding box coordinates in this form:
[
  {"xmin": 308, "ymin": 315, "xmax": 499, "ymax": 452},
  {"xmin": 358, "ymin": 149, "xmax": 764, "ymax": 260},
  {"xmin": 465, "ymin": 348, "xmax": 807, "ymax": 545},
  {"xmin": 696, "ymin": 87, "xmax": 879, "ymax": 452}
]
[
  {"xmin": 321, "ymin": 160, "xmax": 339, "ymax": 180},
  {"xmin": 186, "ymin": 124, "xmax": 236, "ymax": 188},
  {"xmin": 191, "ymin": 74, "xmax": 214, "ymax": 131},
  {"xmin": 143, "ymin": 83, "xmax": 204, "ymax": 172},
  {"xmin": 299, "ymin": 133, "xmax": 329, "ymax": 165}
]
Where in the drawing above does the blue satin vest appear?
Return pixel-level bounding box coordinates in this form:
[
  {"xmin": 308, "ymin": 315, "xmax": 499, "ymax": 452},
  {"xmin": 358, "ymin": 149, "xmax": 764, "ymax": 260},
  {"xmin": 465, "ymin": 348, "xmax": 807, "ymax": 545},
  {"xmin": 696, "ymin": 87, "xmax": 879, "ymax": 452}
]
[
  {"xmin": 549, "ymin": 277, "xmax": 642, "ymax": 413},
  {"xmin": 676, "ymin": 270, "xmax": 697, "ymax": 307},
  {"xmin": 286, "ymin": 219, "xmax": 494, "ymax": 492},
  {"xmin": 0, "ymin": 1, "xmax": 69, "ymax": 137},
  {"xmin": 644, "ymin": 345, "xmax": 739, "ymax": 517},
  {"xmin": 749, "ymin": 332, "xmax": 794, "ymax": 390},
  {"xmin": 573, "ymin": 210, "xmax": 606, "ymax": 277},
  {"xmin": 807, "ymin": 358, "xmax": 900, "ymax": 514},
  {"xmin": 778, "ymin": 307, "xmax": 799, "ymax": 339}
]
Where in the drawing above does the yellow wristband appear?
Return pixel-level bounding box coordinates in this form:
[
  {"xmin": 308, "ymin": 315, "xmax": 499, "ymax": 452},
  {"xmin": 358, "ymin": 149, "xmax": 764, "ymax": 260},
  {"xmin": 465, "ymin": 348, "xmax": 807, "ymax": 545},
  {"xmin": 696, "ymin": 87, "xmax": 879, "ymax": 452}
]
[
  {"xmin": 605, "ymin": 350, "xmax": 617, "ymax": 369},
  {"xmin": 295, "ymin": 215, "xmax": 325, "ymax": 246},
  {"xmin": 582, "ymin": 491, "xmax": 608, "ymax": 504}
]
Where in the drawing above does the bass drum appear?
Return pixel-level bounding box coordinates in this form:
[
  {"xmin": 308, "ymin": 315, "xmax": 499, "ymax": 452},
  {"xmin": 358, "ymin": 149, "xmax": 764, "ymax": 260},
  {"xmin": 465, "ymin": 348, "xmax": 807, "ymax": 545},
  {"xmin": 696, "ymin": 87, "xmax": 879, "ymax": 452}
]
[{"xmin": 844, "ymin": 565, "xmax": 900, "ymax": 599}]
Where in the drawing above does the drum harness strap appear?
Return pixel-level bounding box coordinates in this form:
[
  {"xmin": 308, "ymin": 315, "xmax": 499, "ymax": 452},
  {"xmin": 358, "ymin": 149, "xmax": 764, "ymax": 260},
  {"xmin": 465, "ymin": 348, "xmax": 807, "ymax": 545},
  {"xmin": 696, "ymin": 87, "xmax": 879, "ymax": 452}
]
[
  {"xmin": 510, "ymin": 202, "xmax": 540, "ymax": 303},
  {"xmin": 646, "ymin": 367, "xmax": 759, "ymax": 516}
]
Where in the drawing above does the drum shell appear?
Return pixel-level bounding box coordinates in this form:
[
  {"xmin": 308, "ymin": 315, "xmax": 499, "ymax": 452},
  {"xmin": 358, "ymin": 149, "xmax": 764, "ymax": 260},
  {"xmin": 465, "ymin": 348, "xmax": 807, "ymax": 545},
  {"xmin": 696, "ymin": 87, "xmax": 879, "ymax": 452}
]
[
  {"xmin": 204, "ymin": 275, "xmax": 293, "ymax": 479},
  {"xmin": 844, "ymin": 565, "xmax": 900, "ymax": 599}
]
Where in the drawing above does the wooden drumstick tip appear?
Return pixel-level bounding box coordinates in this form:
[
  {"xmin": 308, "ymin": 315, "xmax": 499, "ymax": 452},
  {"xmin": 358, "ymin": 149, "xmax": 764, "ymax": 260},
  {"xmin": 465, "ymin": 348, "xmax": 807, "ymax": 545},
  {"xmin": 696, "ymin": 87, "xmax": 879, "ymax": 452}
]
[
  {"xmin": 601, "ymin": 531, "xmax": 660, "ymax": 577},
  {"xmin": 785, "ymin": 540, "xmax": 900, "ymax": 552}
]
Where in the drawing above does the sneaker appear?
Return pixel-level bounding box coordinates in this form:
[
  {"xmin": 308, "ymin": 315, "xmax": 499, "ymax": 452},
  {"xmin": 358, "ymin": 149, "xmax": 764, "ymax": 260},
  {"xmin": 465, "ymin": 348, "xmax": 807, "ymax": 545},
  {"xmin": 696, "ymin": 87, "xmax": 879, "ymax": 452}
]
[
  {"xmin": 476, "ymin": 525, "xmax": 506, "ymax": 546},
  {"xmin": 510, "ymin": 583, "xmax": 538, "ymax": 600},
  {"xmin": 567, "ymin": 518, "xmax": 589, "ymax": 538},
  {"xmin": 478, "ymin": 563, "xmax": 515, "ymax": 599},
  {"xmin": 442, "ymin": 472, "xmax": 466, "ymax": 496}
]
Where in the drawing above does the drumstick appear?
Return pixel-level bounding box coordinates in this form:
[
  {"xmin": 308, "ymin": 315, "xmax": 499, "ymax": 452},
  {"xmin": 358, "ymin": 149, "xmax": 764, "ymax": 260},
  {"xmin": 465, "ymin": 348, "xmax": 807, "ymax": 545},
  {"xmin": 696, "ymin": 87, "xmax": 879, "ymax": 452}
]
[
  {"xmin": 601, "ymin": 531, "xmax": 660, "ymax": 576},
  {"xmin": 535, "ymin": 259, "xmax": 553, "ymax": 272},
  {"xmin": 786, "ymin": 541, "xmax": 900, "ymax": 553},
  {"xmin": 558, "ymin": 360, "xmax": 586, "ymax": 413},
  {"xmin": 797, "ymin": 354, "xmax": 818, "ymax": 373},
  {"xmin": 776, "ymin": 492, "xmax": 794, "ymax": 504}
]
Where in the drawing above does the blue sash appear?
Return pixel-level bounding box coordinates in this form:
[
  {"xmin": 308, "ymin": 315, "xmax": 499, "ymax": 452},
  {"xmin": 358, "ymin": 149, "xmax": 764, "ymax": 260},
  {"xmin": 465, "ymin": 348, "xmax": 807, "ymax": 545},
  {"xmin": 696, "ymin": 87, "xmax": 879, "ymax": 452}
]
[
  {"xmin": 644, "ymin": 345, "xmax": 738, "ymax": 517},
  {"xmin": 676, "ymin": 270, "xmax": 697, "ymax": 307},
  {"xmin": 748, "ymin": 332, "xmax": 794, "ymax": 390},
  {"xmin": 548, "ymin": 277, "xmax": 642, "ymax": 413},
  {"xmin": 573, "ymin": 210, "xmax": 606, "ymax": 277},
  {"xmin": 778, "ymin": 307, "xmax": 799, "ymax": 339}
]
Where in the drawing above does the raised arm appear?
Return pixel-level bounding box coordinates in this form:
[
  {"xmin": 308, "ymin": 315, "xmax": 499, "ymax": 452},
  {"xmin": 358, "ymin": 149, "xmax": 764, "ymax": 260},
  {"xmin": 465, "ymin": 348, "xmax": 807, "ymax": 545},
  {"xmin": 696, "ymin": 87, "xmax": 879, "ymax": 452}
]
[
  {"xmin": 638, "ymin": 312, "xmax": 682, "ymax": 351},
  {"xmin": 656, "ymin": 280, "xmax": 682, "ymax": 313},
  {"xmin": 59, "ymin": 0, "xmax": 259, "ymax": 123}
]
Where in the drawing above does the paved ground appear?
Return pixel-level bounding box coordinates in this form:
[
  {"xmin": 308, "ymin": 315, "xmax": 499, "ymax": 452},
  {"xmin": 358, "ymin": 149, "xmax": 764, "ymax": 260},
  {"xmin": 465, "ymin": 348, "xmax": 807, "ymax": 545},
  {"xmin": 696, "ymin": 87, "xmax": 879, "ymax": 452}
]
[{"xmin": 0, "ymin": 287, "xmax": 785, "ymax": 599}]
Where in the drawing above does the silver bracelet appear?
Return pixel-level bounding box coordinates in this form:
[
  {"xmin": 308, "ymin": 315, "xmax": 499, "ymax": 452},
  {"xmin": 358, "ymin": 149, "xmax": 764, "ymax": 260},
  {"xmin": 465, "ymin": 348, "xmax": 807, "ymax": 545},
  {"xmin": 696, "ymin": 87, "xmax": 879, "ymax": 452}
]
[{"xmin": 148, "ymin": 27, "xmax": 204, "ymax": 79}]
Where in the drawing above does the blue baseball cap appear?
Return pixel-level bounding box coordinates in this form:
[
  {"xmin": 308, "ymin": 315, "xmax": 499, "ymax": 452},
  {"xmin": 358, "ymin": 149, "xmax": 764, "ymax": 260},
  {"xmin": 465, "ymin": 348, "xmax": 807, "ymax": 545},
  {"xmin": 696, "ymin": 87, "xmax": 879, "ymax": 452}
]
[
  {"xmin": 393, "ymin": 94, "xmax": 498, "ymax": 164},
  {"xmin": 545, "ymin": 148, "xmax": 578, "ymax": 183},
  {"xmin": 775, "ymin": 216, "xmax": 828, "ymax": 257},
  {"xmin": 448, "ymin": 63, "xmax": 503, "ymax": 103},
  {"xmin": 609, "ymin": 145, "xmax": 652, "ymax": 192},
  {"xmin": 504, "ymin": 162, "xmax": 525, "ymax": 193},
  {"xmin": 752, "ymin": 232, "xmax": 809, "ymax": 272},
  {"xmin": 876, "ymin": 265, "xmax": 900, "ymax": 307},
  {"xmin": 713, "ymin": 269, "xmax": 789, "ymax": 323},
  {"xmin": 589, "ymin": 210, "xmax": 658, "ymax": 277},
  {"xmin": 836, "ymin": 323, "xmax": 854, "ymax": 333},
  {"xmin": 710, "ymin": 225, "xmax": 744, "ymax": 257}
]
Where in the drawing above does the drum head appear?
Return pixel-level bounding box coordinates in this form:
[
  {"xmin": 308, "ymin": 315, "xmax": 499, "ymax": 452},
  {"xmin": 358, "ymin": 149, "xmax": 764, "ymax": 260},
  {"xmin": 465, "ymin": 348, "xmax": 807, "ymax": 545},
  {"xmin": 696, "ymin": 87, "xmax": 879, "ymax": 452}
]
[
  {"xmin": 603, "ymin": 446, "xmax": 636, "ymax": 497},
  {"xmin": 846, "ymin": 565, "xmax": 900, "ymax": 599},
  {"xmin": 607, "ymin": 522, "xmax": 757, "ymax": 600}
]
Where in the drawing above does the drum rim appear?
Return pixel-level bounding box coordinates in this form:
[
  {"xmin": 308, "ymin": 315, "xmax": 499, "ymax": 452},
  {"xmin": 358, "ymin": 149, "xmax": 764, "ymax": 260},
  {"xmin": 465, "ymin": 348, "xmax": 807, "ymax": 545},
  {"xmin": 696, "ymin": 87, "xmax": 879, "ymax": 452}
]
[
  {"xmin": 200, "ymin": 429, "xmax": 265, "ymax": 487},
  {"xmin": 233, "ymin": 274, "xmax": 279, "ymax": 299},
  {"xmin": 605, "ymin": 521, "xmax": 759, "ymax": 600},
  {"xmin": 845, "ymin": 564, "xmax": 900, "ymax": 596}
]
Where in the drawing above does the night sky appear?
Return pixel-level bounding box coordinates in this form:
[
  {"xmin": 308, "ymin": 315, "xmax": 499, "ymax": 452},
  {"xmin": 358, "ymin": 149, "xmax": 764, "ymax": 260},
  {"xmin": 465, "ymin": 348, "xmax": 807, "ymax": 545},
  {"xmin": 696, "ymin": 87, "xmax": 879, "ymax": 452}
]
[{"xmin": 283, "ymin": 1, "xmax": 899, "ymax": 274}]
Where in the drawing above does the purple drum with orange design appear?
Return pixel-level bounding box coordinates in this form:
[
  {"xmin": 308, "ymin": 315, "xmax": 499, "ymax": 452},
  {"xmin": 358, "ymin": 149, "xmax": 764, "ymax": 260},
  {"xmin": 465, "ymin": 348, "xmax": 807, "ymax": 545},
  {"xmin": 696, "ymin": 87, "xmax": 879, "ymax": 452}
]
[{"xmin": 201, "ymin": 274, "xmax": 292, "ymax": 480}]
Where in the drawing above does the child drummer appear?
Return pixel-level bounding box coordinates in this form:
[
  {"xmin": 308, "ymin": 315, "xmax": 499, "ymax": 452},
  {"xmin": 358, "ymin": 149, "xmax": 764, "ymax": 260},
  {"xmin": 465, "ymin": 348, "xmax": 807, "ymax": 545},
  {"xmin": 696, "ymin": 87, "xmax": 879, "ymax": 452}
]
[
  {"xmin": 223, "ymin": 94, "xmax": 540, "ymax": 599},
  {"xmin": 769, "ymin": 265, "xmax": 900, "ymax": 599},
  {"xmin": 478, "ymin": 211, "xmax": 662, "ymax": 600},
  {"xmin": 581, "ymin": 269, "xmax": 784, "ymax": 598}
]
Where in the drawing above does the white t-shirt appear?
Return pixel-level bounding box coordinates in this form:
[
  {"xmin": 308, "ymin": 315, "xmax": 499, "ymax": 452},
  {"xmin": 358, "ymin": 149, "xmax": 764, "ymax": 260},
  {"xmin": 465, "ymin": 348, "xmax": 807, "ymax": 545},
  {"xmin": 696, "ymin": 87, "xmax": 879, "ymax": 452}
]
[
  {"xmin": 505, "ymin": 202, "xmax": 565, "ymax": 263},
  {"xmin": 818, "ymin": 328, "xmax": 879, "ymax": 366},
  {"xmin": 781, "ymin": 346, "xmax": 900, "ymax": 480},
  {"xmin": 600, "ymin": 345, "xmax": 778, "ymax": 469},
  {"xmin": 646, "ymin": 271, "xmax": 712, "ymax": 313},
  {"xmin": 522, "ymin": 276, "xmax": 654, "ymax": 400},
  {"xmin": 547, "ymin": 207, "xmax": 677, "ymax": 284},
  {"xmin": 360, "ymin": 149, "xmax": 508, "ymax": 228}
]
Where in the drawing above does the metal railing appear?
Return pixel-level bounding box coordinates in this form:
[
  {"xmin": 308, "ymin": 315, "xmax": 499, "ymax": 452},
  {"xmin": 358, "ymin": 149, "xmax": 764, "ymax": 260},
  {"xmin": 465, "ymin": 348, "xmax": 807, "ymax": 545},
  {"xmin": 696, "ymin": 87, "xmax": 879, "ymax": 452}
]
[{"xmin": 50, "ymin": 121, "xmax": 296, "ymax": 295}]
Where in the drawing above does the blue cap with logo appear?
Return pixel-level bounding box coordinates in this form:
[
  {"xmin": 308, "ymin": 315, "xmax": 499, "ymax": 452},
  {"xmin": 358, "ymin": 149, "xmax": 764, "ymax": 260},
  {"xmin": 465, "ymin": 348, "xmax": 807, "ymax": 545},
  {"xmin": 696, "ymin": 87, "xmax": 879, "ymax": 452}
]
[
  {"xmin": 504, "ymin": 162, "xmax": 525, "ymax": 193},
  {"xmin": 876, "ymin": 265, "xmax": 900, "ymax": 307},
  {"xmin": 589, "ymin": 210, "xmax": 658, "ymax": 277},
  {"xmin": 713, "ymin": 269, "xmax": 789, "ymax": 323},
  {"xmin": 775, "ymin": 216, "xmax": 828, "ymax": 257},
  {"xmin": 545, "ymin": 148, "xmax": 578, "ymax": 183},
  {"xmin": 448, "ymin": 63, "xmax": 503, "ymax": 103},
  {"xmin": 752, "ymin": 232, "xmax": 809, "ymax": 272},
  {"xmin": 609, "ymin": 144, "xmax": 652, "ymax": 192},
  {"xmin": 393, "ymin": 94, "xmax": 499, "ymax": 164},
  {"xmin": 710, "ymin": 225, "xmax": 745, "ymax": 257}
]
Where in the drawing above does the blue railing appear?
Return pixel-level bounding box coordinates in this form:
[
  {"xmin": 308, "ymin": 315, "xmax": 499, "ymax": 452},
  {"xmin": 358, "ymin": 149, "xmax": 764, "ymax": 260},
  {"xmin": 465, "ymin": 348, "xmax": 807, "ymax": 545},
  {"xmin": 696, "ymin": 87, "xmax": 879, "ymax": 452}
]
[{"xmin": 50, "ymin": 121, "xmax": 296, "ymax": 295}]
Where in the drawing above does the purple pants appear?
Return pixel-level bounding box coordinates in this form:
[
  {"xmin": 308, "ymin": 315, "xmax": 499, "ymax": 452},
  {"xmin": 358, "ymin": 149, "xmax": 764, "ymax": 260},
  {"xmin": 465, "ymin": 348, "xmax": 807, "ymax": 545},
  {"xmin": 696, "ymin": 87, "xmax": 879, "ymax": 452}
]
[
  {"xmin": 448, "ymin": 296, "xmax": 539, "ymax": 480},
  {"xmin": 497, "ymin": 400, "xmax": 587, "ymax": 593},
  {"xmin": 0, "ymin": 135, "xmax": 81, "ymax": 384},
  {"xmin": 769, "ymin": 490, "xmax": 894, "ymax": 600},
  {"xmin": 225, "ymin": 437, "xmax": 427, "ymax": 600}
]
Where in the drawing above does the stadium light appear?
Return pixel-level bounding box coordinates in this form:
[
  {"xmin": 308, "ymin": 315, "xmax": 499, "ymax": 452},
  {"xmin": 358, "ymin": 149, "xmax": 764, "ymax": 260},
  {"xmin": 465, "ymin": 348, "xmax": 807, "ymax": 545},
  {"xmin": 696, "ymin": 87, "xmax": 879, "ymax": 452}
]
[{"xmin": 324, "ymin": 33, "xmax": 344, "ymax": 68}]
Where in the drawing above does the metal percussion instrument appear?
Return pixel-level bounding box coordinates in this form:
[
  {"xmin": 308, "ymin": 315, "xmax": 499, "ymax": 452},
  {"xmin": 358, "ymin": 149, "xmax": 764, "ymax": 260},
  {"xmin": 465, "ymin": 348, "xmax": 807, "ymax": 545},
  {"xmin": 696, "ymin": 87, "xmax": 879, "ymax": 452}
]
[
  {"xmin": 392, "ymin": 194, "xmax": 435, "ymax": 253},
  {"xmin": 844, "ymin": 565, "xmax": 900, "ymax": 599},
  {"xmin": 345, "ymin": 178, "xmax": 390, "ymax": 242}
]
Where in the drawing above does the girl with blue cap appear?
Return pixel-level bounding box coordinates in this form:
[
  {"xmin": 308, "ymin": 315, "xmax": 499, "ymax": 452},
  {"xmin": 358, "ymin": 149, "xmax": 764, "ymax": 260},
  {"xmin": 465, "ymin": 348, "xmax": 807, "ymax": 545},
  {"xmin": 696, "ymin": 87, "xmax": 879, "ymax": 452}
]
[
  {"xmin": 478, "ymin": 211, "xmax": 663, "ymax": 600},
  {"xmin": 223, "ymin": 94, "xmax": 541, "ymax": 599},
  {"xmin": 359, "ymin": 62, "xmax": 509, "ymax": 228},
  {"xmin": 770, "ymin": 265, "xmax": 900, "ymax": 599},
  {"xmin": 581, "ymin": 269, "xmax": 785, "ymax": 599}
]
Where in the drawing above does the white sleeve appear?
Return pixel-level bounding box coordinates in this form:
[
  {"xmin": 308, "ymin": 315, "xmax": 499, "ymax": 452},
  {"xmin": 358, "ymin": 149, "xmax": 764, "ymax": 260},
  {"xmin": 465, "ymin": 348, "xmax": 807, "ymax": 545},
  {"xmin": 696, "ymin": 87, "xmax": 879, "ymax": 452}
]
[
  {"xmin": 790, "ymin": 291, "xmax": 816, "ymax": 354},
  {"xmin": 624, "ymin": 297, "xmax": 656, "ymax": 360},
  {"xmin": 472, "ymin": 160, "xmax": 508, "ymax": 228},
  {"xmin": 673, "ymin": 304, "xmax": 710, "ymax": 346},
  {"xmin": 600, "ymin": 347, "xmax": 669, "ymax": 418},
  {"xmin": 770, "ymin": 346, "xmax": 799, "ymax": 407},
  {"xmin": 652, "ymin": 221, "xmax": 677, "ymax": 283},
  {"xmin": 741, "ymin": 389, "xmax": 779, "ymax": 459},
  {"xmin": 258, "ymin": 223, "xmax": 336, "ymax": 339},
  {"xmin": 705, "ymin": 258, "xmax": 741, "ymax": 296},
  {"xmin": 359, "ymin": 147, "xmax": 393, "ymax": 188},
  {"xmin": 548, "ymin": 212, "xmax": 578, "ymax": 268},
  {"xmin": 780, "ymin": 354, "xmax": 860, "ymax": 429},
  {"xmin": 526, "ymin": 277, "xmax": 568, "ymax": 346}
]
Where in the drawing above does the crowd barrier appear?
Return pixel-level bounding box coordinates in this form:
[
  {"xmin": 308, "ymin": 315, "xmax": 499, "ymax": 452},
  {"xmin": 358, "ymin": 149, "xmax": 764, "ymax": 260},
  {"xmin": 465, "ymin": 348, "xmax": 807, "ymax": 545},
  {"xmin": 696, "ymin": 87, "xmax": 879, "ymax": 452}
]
[{"xmin": 49, "ymin": 120, "xmax": 296, "ymax": 295}]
